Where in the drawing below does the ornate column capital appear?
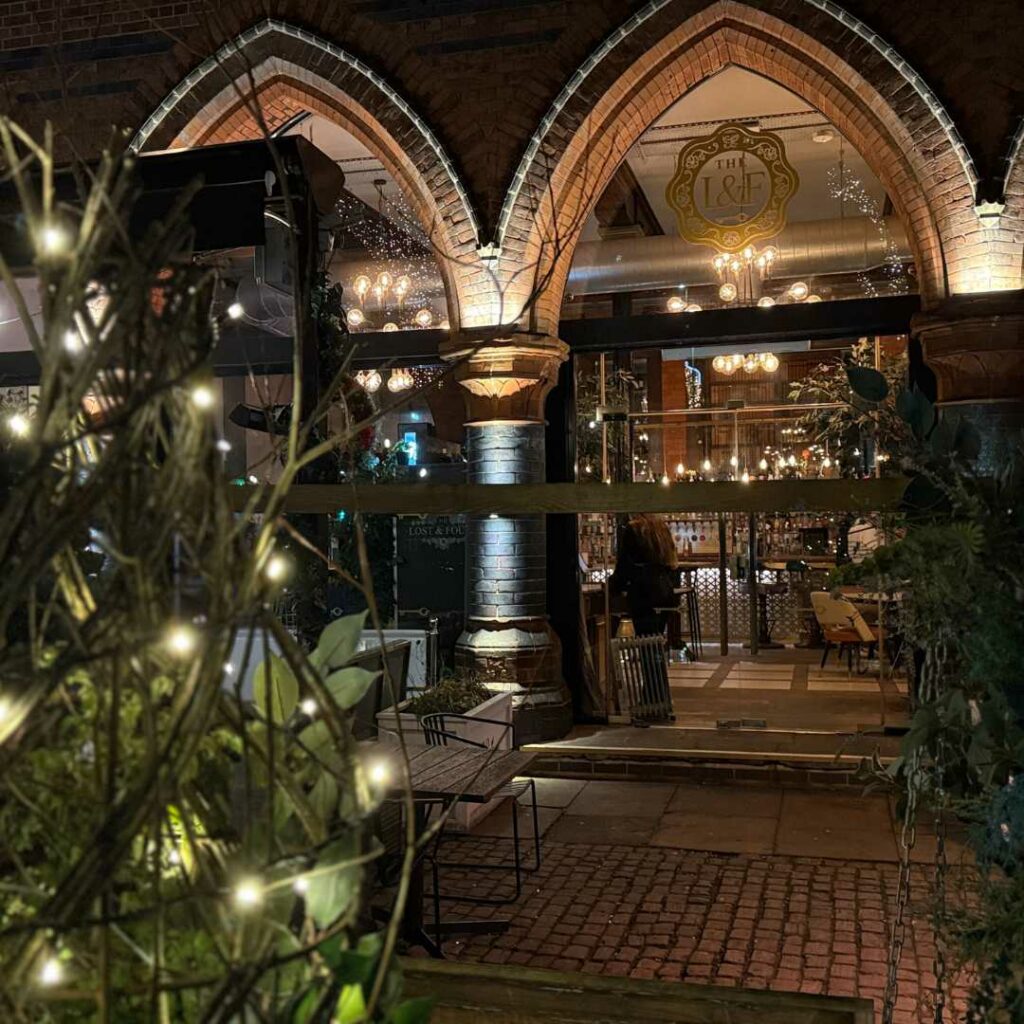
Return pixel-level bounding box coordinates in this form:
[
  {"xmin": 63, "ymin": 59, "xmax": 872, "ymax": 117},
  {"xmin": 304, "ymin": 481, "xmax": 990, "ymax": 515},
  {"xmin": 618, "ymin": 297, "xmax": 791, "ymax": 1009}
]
[
  {"xmin": 912, "ymin": 290, "xmax": 1024, "ymax": 404},
  {"xmin": 439, "ymin": 329, "xmax": 568, "ymax": 423}
]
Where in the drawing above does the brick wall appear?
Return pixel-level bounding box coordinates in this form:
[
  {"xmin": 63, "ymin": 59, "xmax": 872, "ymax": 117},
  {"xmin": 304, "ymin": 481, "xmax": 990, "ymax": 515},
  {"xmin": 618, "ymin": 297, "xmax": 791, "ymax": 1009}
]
[{"xmin": 1, "ymin": 0, "xmax": 1021, "ymax": 327}]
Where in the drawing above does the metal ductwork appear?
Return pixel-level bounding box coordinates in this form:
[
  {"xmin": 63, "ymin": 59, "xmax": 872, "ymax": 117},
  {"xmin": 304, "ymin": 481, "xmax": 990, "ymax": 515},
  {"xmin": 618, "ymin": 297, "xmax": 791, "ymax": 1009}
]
[
  {"xmin": 567, "ymin": 215, "xmax": 910, "ymax": 296},
  {"xmin": 234, "ymin": 277, "xmax": 294, "ymax": 337}
]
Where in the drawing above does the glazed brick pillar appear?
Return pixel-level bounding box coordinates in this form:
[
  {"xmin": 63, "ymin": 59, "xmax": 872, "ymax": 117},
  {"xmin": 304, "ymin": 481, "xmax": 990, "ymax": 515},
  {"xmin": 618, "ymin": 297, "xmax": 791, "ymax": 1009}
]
[
  {"xmin": 914, "ymin": 291, "xmax": 1024, "ymax": 468},
  {"xmin": 441, "ymin": 331, "xmax": 572, "ymax": 743}
]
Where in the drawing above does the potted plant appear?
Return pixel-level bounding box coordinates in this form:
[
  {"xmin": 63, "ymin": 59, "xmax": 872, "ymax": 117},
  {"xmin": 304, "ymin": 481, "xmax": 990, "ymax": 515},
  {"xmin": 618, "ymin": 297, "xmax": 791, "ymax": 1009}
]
[{"xmin": 376, "ymin": 672, "xmax": 514, "ymax": 830}]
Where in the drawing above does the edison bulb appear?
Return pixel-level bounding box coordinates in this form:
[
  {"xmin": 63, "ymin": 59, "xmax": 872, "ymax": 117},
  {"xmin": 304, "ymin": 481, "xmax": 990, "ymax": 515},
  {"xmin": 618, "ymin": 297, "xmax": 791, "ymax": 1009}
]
[
  {"xmin": 805, "ymin": 294, "xmax": 822, "ymax": 303},
  {"xmin": 759, "ymin": 458, "xmax": 769, "ymax": 471},
  {"xmin": 788, "ymin": 281, "xmax": 809, "ymax": 301},
  {"xmin": 760, "ymin": 352, "xmax": 780, "ymax": 373},
  {"xmin": 7, "ymin": 412, "xmax": 30, "ymax": 437},
  {"xmin": 191, "ymin": 384, "xmax": 215, "ymax": 409},
  {"xmin": 382, "ymin": 322, "xmax": 398, "ymax": 333},
  {"xmin": 718, "ymin": 282, "xmax": 737, "ymax": 303},
  {"xmin": 666, "ymin": 295, "xmax": 685, "ymax": 313},
  {"xmin": 353, "ymin": 275, "xmax": 371, "ymax": 300},
  {"xmin": 226, "ymin": 301, "xmax": 244, "ymax": 320},
  {"xmin": 414, "ymin": 307, "xmax": 433, "ymax": 328},
  {"xmin": 702, "ymin": 459, "xmax": 712, "ymax": 472},
  {"xmin": 346, "ymin": 308, "xmax": 365, "ymax": 328},
  {"xmin": 757, "ymin": 296, "xmax": 776, "ymax": 309},
  {"xmin": 684, "ymin": 303, "xmax": 702, "ymax": 313}
]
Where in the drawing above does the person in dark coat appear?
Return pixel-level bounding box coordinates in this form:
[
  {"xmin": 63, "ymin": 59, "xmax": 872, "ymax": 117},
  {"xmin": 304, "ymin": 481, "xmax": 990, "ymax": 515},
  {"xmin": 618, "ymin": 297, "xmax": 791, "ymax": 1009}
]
[{"xmin": 610, "ymin": 513, "xmax": 680, "ymax": 637}]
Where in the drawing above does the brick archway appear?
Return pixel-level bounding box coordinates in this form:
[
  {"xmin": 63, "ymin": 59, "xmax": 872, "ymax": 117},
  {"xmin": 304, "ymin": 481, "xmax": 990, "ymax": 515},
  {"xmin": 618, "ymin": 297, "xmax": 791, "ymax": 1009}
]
[
  {"xmin": 498, "ymin": 0, "xmax": 987, "ymax": 337},
  {"xmin": 131, "ymin": 20, "xmax": 484, "ymax": 329}
]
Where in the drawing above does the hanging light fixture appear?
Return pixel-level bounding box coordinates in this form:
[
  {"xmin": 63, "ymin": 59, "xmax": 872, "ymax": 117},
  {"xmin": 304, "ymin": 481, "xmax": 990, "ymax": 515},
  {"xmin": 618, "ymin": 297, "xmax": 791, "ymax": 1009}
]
[
  {"xmin": 387, "ymin": 368, "xmax": 413, "ymax": 393},
  {"xmin": 718, "ymin": 282, "xmax": 738, "ymax": 303},
  {"xmin": 684, "ymin": 303, "xmax": 702, "ymax": 312},
  {"xmin": 788, "ymin": 281, "xmax": 810, "ymax": 301},
  {"xmin": 757, "ymin": 296, "xmax": 776, "ymax": 308},
  {"xmin": 414, "ymin": 307, "xmax": 434, "ymax": 328},
  {"xmin": 356, "ymin": 369, "xmax": 382, "ymax": 394},
  {"xmin": 666, "ymin": 295, "xmax": 686, "ymax": 313},
  {"xmin": 759, "ymin": 352, "xmax": 780, "ymax": 373},
  {"xmin": 742, "ymin": 353, "xmax": 760, "ymax": 374},
  {"xmin": 346, "ymin": 308, "xmax": 365, "ymax": 328},
  {"xmin": 712, "ymin": 351, "xmax": 779, "ymax": 375},
  {"xmin": 382, "ymin": 322, "xmax": 399, "ymax": 333},
  {"xmin": 353, "ymin": 275, "xmax": 372, "ymax": 304},
  {"xmin": 711, "ymin": 244, "xmax": 779, "ymax": 305}
]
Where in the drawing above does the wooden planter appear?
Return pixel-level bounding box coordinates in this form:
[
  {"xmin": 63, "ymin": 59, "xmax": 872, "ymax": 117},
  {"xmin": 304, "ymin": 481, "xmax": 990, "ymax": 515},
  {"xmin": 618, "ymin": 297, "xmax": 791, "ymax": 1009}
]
[
  {"xmin": 401, "ymin": 959, "xmax": 874, "ymax": 1023},
  {"xmin": 376, "ymin": 689, "xmax": 514, "ymax": 831}
]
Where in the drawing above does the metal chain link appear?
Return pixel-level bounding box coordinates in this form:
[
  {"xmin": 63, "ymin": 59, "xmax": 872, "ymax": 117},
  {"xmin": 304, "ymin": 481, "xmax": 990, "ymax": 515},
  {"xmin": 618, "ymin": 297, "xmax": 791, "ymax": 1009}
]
[{"xmin": 883, "ymin": 750, "xmax": 920, "ymax": 1024}]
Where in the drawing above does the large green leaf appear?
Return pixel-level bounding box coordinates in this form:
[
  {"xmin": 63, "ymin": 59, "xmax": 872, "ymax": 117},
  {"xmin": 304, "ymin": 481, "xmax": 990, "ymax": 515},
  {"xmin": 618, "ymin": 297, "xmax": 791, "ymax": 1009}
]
[
  {"xmin": 896, "ymin": 387, "xmax": 935, "ymax": 439},
  {"xmin": 326, "ymin": 666, "xmax": 379, "ymax": 710},
  {"xmin": 316, "ymin": 612, "xmax": 368, "ymax": 671},
  {"xmin": 254, "ymin": 654, "xmax": 299, "ymax": 723},
  {"xmin": 846, "ymin": 365, "xmax": 889, "ymax": 403},
  {"xmin": 336, "ymin": 984, "xmax": 366, "ymax": 1024},
  {"xmin": 320, "ymin": 932, "xmax": 382, "ymax": 984},
  {"xmin": 304, "ymin": 837, "xmax": 360, "ymax": 929}
]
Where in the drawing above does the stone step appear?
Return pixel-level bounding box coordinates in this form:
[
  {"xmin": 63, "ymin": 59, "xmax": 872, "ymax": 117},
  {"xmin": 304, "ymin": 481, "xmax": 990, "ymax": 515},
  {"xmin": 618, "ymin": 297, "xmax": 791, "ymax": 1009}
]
[{"xmin": 523, "ymin": 725, "xmax": 902, "ymax": 789}]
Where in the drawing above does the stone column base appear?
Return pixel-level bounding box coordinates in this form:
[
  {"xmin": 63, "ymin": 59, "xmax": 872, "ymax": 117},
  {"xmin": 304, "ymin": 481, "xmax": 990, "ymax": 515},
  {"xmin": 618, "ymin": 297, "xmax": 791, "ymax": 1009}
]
[{"xmin": 455, "ymin": 621, "xmax": 572, "ymax": 744}]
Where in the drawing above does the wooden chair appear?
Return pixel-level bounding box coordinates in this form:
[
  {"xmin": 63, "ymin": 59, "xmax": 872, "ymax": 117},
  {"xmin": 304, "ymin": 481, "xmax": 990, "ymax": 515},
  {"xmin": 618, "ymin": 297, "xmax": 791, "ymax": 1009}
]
[{"xmin": 810, "ymin": 592, "xmax": 880, "ymax": 672}]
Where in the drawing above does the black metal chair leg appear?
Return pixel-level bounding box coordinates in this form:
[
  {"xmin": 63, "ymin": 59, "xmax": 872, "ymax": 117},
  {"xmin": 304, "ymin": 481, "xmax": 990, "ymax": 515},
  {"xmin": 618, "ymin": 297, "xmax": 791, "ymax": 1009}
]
[
  {"xmin": 430, "ymin": 857, "xmax": 443, "ymax": 954},
  {"xmin": 821, "ymin": 641, "xmax": 831, "ymax": 668},
  {"xmin": 529, "ymin": 780, "xmax": 542, "ymax": 872},
  {"xmin": 510, "ymin": 795, "xmax": 523, "ymax": 900}
]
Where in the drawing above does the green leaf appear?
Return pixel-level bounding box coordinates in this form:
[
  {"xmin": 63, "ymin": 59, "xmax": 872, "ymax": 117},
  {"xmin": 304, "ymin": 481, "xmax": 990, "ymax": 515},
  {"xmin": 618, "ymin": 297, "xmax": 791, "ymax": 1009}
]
[
  {"xmin": 316, "ymin": 612, "xmax": 368, "ymax": 671},
  {"xmin": 321, "ymin": 932, "xmax": 382, "ymax": 985},
  {"xmin": 336, "ymin": 984, "xmax": 367, "ymax": 1024},
  {"xmin": 326, "ymin": 666, "xmax": 379, "ymax": 710},
  {"xmin": 389, "ymin": 997, "xmax": 435, "ymax": 1024},
  {"xmin": 846, "ymin": 365, "xmax": 888, "ymax": 403},
  {"xmin": 304, "ymin": 837, "xmax": 360, "ymax": 929},
  {"xmin": 896, "ymin": 387, "xmax": 935, "ymax": 439},
  {"xmin": 954, "ymin": 418, "xmax": 982, "ymax": 461},
  {"xmin": 309, "ymin": 773, "xmax": 339, "ymax": 822},
  {"xmin": 254, "ymin": 654, "xmax": 299, "ymax": 723},
  {"xmin": 291, "ymin": 985, "xmax": 323, "ymax": 1024}
]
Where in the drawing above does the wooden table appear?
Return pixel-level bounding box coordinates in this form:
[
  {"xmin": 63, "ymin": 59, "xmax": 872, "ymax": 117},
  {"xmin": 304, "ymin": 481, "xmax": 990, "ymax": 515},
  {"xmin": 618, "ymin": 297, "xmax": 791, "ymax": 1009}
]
[{"xmin": 388, "ymin": 745, "xmax": 536, "ymax": 958}]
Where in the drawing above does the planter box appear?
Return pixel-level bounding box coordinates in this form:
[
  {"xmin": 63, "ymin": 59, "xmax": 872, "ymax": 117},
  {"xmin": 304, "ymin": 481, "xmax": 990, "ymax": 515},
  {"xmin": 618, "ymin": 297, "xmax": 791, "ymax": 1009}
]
[
  {"xmin": 376, "ymin": 689, "xmax": 514, "ymax": 831},
  {"xmin": 401, "ymin": 959, "xmax": 874, "ymax": 1023}
]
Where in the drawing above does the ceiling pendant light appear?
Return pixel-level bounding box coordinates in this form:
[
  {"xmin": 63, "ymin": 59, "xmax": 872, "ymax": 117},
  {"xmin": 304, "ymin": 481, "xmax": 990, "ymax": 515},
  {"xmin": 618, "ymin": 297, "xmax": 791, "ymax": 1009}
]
[{"xmin": 666, "ymin": 295, "xmax": 685, "ymax": 313}]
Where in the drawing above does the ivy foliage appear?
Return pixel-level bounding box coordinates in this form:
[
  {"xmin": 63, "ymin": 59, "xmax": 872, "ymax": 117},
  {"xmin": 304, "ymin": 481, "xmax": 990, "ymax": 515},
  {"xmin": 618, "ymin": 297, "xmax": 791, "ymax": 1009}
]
[{"xmin": 838, "ymin": 365, "xmax": 1024, "ymax": 1021}]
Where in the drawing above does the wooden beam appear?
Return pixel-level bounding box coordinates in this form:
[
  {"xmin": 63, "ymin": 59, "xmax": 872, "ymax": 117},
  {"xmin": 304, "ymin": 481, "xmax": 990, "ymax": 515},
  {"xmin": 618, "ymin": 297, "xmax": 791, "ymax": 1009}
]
[{"xmin": 230, "ymin": 477, "xmax": 905, "ymax": 515}]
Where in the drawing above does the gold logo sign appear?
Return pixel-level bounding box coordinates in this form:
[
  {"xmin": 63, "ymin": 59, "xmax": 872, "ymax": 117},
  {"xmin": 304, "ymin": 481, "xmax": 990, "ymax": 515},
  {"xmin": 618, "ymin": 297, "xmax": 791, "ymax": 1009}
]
[{"xmin": 665, "ymin": 122, "xmax": 798, "ymax": 251}]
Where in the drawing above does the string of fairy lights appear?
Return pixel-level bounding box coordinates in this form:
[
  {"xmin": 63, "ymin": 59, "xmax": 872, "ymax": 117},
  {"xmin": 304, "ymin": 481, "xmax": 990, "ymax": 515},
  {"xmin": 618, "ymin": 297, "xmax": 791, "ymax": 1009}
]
[{"xmin": 0, "ymin": 222, "xmax": 408, "ymax": 990}]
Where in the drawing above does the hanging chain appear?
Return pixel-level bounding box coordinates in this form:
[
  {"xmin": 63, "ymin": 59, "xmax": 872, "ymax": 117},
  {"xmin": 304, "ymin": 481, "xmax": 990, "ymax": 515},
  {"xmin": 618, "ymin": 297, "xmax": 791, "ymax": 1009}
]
[{"xmin": 884, "ymin": 749, "xmax": 921, "ymax": 1024}]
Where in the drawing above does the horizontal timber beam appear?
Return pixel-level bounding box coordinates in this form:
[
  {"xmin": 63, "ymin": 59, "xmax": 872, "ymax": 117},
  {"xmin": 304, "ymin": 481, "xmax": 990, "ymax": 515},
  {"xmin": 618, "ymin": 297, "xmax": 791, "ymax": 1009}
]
[{"xmin": 231, "ymin": 477, "xmax": 905, "ymax": 516}]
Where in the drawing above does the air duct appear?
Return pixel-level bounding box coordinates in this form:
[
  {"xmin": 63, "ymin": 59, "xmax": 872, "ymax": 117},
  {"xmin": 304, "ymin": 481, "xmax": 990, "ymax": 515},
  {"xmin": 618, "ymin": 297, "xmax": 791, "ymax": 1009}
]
[{"xmin": 567, "ymin": 215, "xmax": 910, "ymax": 296}]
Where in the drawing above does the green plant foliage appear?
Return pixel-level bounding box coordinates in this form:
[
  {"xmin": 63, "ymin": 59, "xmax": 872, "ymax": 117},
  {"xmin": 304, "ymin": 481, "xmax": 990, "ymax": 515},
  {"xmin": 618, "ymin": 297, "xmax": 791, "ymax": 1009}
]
[
  {"xmin": 0, "ymin": 123, "xmax": 418, "ymax": 1023},
  {"xmin": 788, "ymin": 339, "xmax": 910, "ymax": 476},
  {"xmin": 403, "ymin": 674, "xmax": 493, "ymax": 718},
  {"xmin": 835, "ymin": 380, "xmax": 1024, "ymax": 1019}
]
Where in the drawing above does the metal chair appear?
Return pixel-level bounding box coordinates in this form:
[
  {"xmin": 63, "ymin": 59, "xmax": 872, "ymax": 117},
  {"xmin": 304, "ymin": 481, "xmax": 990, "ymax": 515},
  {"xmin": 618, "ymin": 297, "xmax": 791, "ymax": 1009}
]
[
  {"xmin": 419, "ymin": 713, "xmax": 541, "ymax": 903},
  {"xmin": 611, "ymin": 634, "xmax": 675, "ymax": 725}
]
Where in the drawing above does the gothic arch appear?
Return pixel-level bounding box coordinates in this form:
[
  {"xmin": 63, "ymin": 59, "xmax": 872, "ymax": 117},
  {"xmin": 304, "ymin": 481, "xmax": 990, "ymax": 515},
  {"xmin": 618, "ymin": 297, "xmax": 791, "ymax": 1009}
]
[
  {"xmin": 131, "ymin": 19, "xmax": 483, "ymax": 327},
  {"xmin": 495, "ymin": 0, "xmax": 989, "ymax": 336}
]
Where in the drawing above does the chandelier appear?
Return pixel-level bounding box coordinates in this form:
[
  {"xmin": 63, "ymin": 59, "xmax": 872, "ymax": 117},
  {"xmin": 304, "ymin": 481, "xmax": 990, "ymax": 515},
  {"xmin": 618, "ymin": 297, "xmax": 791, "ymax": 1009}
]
[
  {"xmin": 712, "ymin": 351, "xmax": 780, "ymax": 375},
  {"xmin": 354, "ymin": 367, "xmax": 414, "ymax": 394},
  {"xmin": 712, "ymin": 244, "xmax": 778, "ymax": 304}
]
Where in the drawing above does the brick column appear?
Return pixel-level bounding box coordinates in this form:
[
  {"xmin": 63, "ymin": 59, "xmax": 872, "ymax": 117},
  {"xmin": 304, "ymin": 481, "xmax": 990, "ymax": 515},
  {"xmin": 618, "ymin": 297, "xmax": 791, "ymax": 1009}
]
[
  {"xmin": 441, "ymin": 331, "xmax": 572, "ymax": 744},
  {"xmin": 913, "ymin": 291, "xmax": 1024, "ymax": 465}
]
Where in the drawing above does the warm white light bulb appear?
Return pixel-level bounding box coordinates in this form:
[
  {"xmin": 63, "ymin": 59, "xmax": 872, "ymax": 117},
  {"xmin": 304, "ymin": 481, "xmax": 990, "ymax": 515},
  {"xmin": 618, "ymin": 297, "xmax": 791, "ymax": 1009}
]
[
  {"xmin": 7, "ymin": 412, "xmax": 30, "ymax": 437},
  {"xmin": 788, "ymin": 281, "xmax": 809, "ymax": 301},
  {"xmin": 165, "ymin": 624, "xmax": 197, "ymax": 657},
  {"xmin": 759, "ymin": 459, "xmax": 768, "ymax": 471},
  {"xmin": 264, "ymin": 553, "xmax": 290, "ymax": 583},
  {"xmin": 300, "ymin": 698, "xmax": 317, "ymax": 716},
  {"xmin": 414, "ymin": 308, "xmax": 433, "ymax": 328},
  {"xmin": 666, "ymin": 295, "xmax": 685, "ymax": 313},
  {"xmin": 675, "ymin": 463, "xmax": 685, "ymax": 476},
  {"xmin": 233, "ymin": 878, "xmax": 263, "ymax": 909},
  {"xmin": 226, "ymin": 302, "xmax": 244, "ymax": 320},
  {"xmin": 216, "ymin": 438, "xmax": 231, "ymax": 453},
  {"xmin": 38, "ymin": 957, "xmax": 63, "ymax": 986},
  {"xmin": 367, "ymin": 760, "xmax": 390, "ymax": 785},
  {"xmin": 382, "ymin": 322, "xmax": 398, "ymax": 333},
  {"xmin": 823, "ymin": 456, "xmax": 832, "ymax": 468},
  {"xmin": 702, "ymin": 459, "xmax": 712, "ymax": 472},
  {"xmin": 383, "ymin": 437, "xmax": 392, "ymax": 449},
  {"xmin": 346, "ymin": 308, "xmax": 365, "ymax": 328},
  {"xmin": 63, "ymin": 329, "xmax": 84, "ymax": 354},
  {"xmin": 418, "ymin": 467, "xmax": 428, "ymax": 478},
  {"xmin": 293, "ymin": 875, "xmax": 310, "ymax": 895},
  {"xmin": 39, "ymin": 225, "xmax": 67, "ymax": 255},
  {"xmin": 757, "ymin": 296, "xmax": 775, "ymax": 309},
  {"xmin": 660, "ymin": 474, "xmax": 670, "ymax": 486},
  {"xmin": 191, "ymin": 385, "xmax": 215, "ymax": 410},
  {"xmin": 247, "ymin": 474, "xmax": 259, "ymax": 485},
  {"xmin": 741, "ymin": 471, "xmax": 750, "ymax": 484},
  {"xmin": 729, "ymin": 455, "xmax": 738, "ymax": 467}
]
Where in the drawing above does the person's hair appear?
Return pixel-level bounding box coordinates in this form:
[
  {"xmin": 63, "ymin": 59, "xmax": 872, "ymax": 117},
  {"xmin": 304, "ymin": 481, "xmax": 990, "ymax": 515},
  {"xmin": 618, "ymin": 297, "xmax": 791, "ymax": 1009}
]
[{"xmin": 628, "ymin": 513, "xmax": 678, "ymax": 568}]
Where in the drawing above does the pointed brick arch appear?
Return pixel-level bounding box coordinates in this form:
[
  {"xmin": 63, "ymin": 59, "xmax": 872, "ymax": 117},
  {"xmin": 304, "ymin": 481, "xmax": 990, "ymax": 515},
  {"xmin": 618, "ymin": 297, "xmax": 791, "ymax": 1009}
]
[
  {"xmin": 131, "ymin": 20, "xmax": 485, "ymax": 328},
  {"xmin": 497, "ymin": 0, "xmax": 990, "ymax": 337}
]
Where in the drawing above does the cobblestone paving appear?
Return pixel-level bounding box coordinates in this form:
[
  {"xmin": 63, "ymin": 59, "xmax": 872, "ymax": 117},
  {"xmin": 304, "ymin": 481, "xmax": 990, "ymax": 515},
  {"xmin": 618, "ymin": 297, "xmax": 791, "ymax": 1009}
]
[{"xmin": 433, "ymin": 837, "xmax": 970, "ymax": 1024}]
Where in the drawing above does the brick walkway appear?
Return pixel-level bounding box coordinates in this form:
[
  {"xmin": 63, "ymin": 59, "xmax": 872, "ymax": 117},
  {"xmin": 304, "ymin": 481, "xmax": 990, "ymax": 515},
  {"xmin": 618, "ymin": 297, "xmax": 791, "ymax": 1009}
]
[{"xmin": 431, "ymin": 837, "xmax": 970, "ymax": 1024}]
